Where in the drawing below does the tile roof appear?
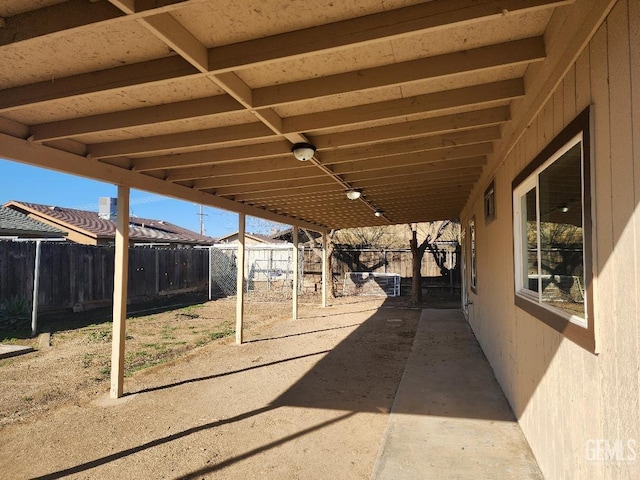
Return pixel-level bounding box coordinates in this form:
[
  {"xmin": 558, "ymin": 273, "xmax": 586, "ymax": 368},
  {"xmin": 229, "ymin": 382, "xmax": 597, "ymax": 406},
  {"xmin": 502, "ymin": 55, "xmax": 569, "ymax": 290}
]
[
  {"xmin": 0, "ymin": 205, "xmax": 66, "ymax": 238},
  {"xmin": 4, "ymin": 201, "xmax": 215, "ymax": 245}
]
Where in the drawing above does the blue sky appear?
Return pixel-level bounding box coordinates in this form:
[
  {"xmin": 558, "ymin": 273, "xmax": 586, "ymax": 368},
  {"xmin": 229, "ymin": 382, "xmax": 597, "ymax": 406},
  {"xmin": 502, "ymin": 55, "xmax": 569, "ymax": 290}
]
[{"xmin": 0, "ymin": 159, "xmax": 282, "ymax": 238}]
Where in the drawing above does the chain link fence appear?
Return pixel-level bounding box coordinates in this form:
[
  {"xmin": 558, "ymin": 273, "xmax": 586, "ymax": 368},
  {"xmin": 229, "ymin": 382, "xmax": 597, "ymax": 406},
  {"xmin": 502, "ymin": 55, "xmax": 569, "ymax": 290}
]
[{"xmin": 209, "ymin": 244, "xmax": 304, "ymax": 302}]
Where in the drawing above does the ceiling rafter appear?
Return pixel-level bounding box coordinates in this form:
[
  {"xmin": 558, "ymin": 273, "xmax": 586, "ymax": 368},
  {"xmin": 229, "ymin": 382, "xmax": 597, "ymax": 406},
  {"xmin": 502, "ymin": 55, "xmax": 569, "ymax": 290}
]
[
  {"xmin": 0, "ymin": 0, "xmax": 582, "ymax": 229},
  {"xmin": 130, "ymin": 141, "xmax": 291, "ymax": 171},
  {"xmin": 321, "ymin": 128, "xmax": 501, "ymax": 164},
  {"xmin": 1, "ymin": 1, "xmax": 562, "ymax": 112},
  {"xmin": 253, "ymin": 36, "xmax": 545, "ymax": 107},
  {"xmin": 282, "ymin": 79, "xmax": 524, "ymax": 133},
  {"xmin": 0, "ymin": 0, "xmax": 125, "ymax": 47},
  {"xmin": 128, "ymin": 107, "xmax": 508, "ymax": 173},
  {"xmin": 230, "ymin": 180, "xmax": 477, "ymax": 203},
  {"xmin": 163, "ymin": 143, "xmax": 491, "ymax": 183},
  {"xmin": 310, "ymin": 106, "xmax": 511, "ymax": 149},
  {"xmin": 88, "ymin": 121, "xmax": 275, "ymax": 159},
  {"xmin": 205, "ymin": 0, "xmax": 569, "ymax": 72},
  {"xmin": 30, "ymin": 95, "xmax": 242, "ymax": 143},
  {"xmin": 0, "ymin": 56, "xmax": 199, "ymax": 113}
]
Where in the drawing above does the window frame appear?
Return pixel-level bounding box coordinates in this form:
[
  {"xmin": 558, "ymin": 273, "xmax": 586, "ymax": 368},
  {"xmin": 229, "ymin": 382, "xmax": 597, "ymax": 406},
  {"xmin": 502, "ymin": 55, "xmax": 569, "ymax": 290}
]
[
  {"xmin": 511, "ymin": 107, "xmax": 595, "ymax": 352},
  {"xmin": 469, "ymin": 216, "xmax": 477, "ymax": 294},
  {"xmin": 484, "ymin": 179, "xmax": 496, "ymax": 223}
]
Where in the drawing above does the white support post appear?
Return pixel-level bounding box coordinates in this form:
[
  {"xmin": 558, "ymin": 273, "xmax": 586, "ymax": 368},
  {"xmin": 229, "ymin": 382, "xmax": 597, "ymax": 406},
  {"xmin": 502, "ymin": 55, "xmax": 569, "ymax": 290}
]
[
  {"xmin": 292, "ymin": 226, "xmax": 299, "ymax": 320},
  {"xmin": 322, "ymin": 231, "xmax": 328, "ymax": 308},
  {"xmin": 110, "ymin": 186, "xmax": 130, "ymax": 399},
  {"xmin": 30, "ymin": 240, "xmax": 42, "ymax": 337},
  {"xmin": 235, "ymin": 214, "xmax": 245, "ymax": 345}
]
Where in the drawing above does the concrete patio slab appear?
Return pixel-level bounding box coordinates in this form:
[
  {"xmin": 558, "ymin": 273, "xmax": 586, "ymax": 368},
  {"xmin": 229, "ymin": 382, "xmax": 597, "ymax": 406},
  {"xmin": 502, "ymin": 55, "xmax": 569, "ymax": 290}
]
[
  {"xmin": 0, "ymin": 344, "xmax": 34, "ymax": 360},
  {"xmin": 372, "ymin": 309, "xmax": 543, "ymax": 480}
]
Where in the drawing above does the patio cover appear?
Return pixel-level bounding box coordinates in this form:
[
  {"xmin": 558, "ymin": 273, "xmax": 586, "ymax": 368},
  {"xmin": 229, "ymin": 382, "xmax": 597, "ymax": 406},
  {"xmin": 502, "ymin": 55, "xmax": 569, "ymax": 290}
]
[{"xmin": 0, "ymin": 0, "xmax": 610, "ymax": 232}]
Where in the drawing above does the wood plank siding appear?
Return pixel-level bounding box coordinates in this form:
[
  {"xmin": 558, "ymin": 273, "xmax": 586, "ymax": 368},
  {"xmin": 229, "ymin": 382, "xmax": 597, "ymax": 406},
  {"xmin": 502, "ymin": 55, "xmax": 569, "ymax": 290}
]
[{"xmin": 461, "ymin": 1, "xmax": 640, "ymax": 478}]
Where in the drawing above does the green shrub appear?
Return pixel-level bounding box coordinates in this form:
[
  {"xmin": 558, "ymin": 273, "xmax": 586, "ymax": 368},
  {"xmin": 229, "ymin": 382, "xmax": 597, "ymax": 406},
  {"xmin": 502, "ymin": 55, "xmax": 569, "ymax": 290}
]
[
  {"xmin": 4, "ymin": 295, "xmax": 30, "ymax": 318},
  {"xmin": 0, "ymin": 295, "xmax": 31, "ymax": 331}
]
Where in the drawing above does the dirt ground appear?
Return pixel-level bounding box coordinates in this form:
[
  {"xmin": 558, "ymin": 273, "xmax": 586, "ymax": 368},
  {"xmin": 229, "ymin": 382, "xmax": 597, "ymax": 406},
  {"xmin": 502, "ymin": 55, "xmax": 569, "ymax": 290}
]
[{"xmin": 0, "ymin": 290, "xmax": 459, "ymax": 479}]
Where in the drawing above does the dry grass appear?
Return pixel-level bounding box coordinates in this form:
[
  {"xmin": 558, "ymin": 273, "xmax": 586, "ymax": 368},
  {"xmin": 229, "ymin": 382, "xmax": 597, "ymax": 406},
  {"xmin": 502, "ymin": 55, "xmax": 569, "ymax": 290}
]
[{"xmin": 0, "ymin": 297, "xmax": 311, "ymax": 427}]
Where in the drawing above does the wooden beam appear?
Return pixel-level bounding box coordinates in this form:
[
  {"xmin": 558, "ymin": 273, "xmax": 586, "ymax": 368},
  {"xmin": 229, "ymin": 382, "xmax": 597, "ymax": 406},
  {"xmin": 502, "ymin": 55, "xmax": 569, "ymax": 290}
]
[
  {"xmin": 0, "ymin": 1, "xmax": 565, "ymax": 113},
  {"xmin": 0, "ymin": 56, "xmax": 199, "ymax": 113},
  {"xmin": 133, "ymin": 108, "xmax": 505, "ymax": 175},
  {"xmin": 0, "ymin": 132, "xmax": 325, "ymax": 231},
  {"xmin": 321, "ymin": 127, "xmax": 501, "ymax": 164},
  {"xmin": 213, "ymin": 72, "xmax": 254, "ymax": 108},
  {"xmin": 0, "ymin": 1, "xmax": 563, "ymax": 115},
  {"xmin": 326, "ymin": 145, "xmax": 491, "ymax": 175},
  {"xmin": 231, "ymin": 183, "xmax": 344, "ymax": 202},
  {"xmin": 110, "ymin": 185, "xmax": 130, "ymax": 399},
  {"xmin": 331, "ymin": 155, "xmax": 487, "ymax": 177},
  {"xmin": 236, "ymin": 213, "xmax": 245, "ymax": 345},
  {"xmin": 254, "ymin": 37, "xmax": 545, "ymax": 107},
  {"xmin": 191, "ymin": 166, "xmax": 325, "ymax": 190},
  {"xmin": 141, "ymin": 13, "xmax": 209, "ymax": 72},
  {"xmin": 311, "ymin": 106, "xmax": 510, "ymax": 149},
  {"xmin": 211, "ymin": 176, "xmax": 337, "ymax": 196},
  {"xmin": 207, "ymin": 0, "xmax": 570, "ymax": 72},
  {"xmin": 0, "ymin": 0, "xmax": 124, "ymax": 47},
  {"xmin": 131, "ymin": 141, "xmax": 291, "ymax": 172},
  {"xmin": 165, "ymin": 144, "xmax": 489, "ymax": 182},
  {"xmin": 283, "ymin": 79, "xmax": 524, "ymax": 133},
  {"xmin": 89, "ymin": 122, "xmax": 275, "ymax": 159},
  {"xmin": 164, "ymin": 155, "xmax": 294, "ymax": 182},
  {"xmin": 30, "ymin": 95, "xmax": 242, "ymax": 142},
  {"xmin": 109, "ymin": 0, "xmax": 136, "ymax": 15},
  {"xmin": 355, "ymin": 172, "xmax": 483, "ymax": 189}
]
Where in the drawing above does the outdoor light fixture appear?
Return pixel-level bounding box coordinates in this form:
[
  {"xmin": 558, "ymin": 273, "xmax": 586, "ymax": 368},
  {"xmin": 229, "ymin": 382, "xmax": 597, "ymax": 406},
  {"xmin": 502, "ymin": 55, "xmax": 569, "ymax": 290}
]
[
  {"xmin": 345, "ymin": 189, "xmax": 362, "ymax": 200},
  {"xmin": 560, "ymin": 205, "xmax": 570, "ymax": 213},
  {"xmin": 374, "ymin": 210, "xmax": 384, "ymax": 217},
  {"xmin": 291, "ymin": 142, "xmax": 316, "ymax": 161}
]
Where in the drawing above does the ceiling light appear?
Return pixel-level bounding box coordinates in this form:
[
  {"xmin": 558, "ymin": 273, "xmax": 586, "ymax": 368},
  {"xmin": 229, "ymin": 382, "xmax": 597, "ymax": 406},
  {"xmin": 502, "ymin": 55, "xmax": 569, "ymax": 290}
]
[
  {"xmin": 374, "ymin": 210, "xmax": 384, "ymax": 217},
  {"xmin": 345, "ymin": 189, "xmax": 362, "ymax": 200},
  {"xmin": 291, "ymin": 142, "xmax": 316, "ymax": 161}
]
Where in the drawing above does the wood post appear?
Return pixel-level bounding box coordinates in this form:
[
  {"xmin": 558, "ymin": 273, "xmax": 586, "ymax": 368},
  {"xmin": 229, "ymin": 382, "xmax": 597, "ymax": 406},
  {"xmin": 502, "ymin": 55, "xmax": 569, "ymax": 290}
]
[
  {"xmin": 235, "ymin": 213, "xmax": 245, "ymax": 344},
  {"xmin": 110, "ymin": 186, "xmax": 130, "ymax": 399},
  {"xmin": 292, "ymin": 226, "xmax": 299, "ymax": 320}
]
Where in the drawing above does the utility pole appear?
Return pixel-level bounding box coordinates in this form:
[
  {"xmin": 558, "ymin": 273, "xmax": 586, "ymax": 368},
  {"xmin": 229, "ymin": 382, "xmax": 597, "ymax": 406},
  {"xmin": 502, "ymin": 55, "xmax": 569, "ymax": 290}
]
[{"xmin": 197, "ymin": 205, "xmax": 208, "ymax": 235}]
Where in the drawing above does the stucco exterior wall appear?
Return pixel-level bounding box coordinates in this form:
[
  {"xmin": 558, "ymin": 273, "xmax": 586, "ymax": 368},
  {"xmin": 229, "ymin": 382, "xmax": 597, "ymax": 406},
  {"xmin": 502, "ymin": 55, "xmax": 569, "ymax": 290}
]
[{"xmin": 461, "ymin": 1, "xmax": 639, "ymax": 478}]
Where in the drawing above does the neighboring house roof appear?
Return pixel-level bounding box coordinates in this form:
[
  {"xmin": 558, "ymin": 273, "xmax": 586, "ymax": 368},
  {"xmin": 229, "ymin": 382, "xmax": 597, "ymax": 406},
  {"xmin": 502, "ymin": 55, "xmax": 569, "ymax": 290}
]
[
  {"xmin": 4, "ymin": 201, "xmax": 215, "ymax": 245},
  {"xmin": 0, "ymin": 205, "xmax": 66, "ymax": 238},
  {"xmin": 217, "ymin": 231, "xmax": 287, "ymax": 244}
]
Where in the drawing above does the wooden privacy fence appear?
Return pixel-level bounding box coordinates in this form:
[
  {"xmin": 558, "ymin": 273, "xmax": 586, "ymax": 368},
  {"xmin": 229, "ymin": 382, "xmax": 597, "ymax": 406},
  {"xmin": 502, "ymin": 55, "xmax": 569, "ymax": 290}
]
[
  {"xmin": 0, "ymin": 241, "xmax": 209, "ymax": 313},
  {"xmin": 302, "ymin": 244, "xmax": 461, "ymax": 293}
]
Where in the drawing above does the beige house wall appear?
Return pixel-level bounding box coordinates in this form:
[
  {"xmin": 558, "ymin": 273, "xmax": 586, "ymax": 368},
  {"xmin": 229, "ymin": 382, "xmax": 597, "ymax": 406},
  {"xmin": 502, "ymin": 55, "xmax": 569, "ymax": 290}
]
[{"xmin": 461, "ymin": 1, "xmax": 639, "ymax": 478}]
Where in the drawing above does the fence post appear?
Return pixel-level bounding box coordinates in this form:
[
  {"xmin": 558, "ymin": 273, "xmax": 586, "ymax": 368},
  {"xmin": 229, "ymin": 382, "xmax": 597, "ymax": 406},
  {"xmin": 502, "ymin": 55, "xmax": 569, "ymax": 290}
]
[
  {"xmin": 292, "ymin": 226, "xmax": 299, "ymax": 320},
  {"xmin": 236, "ymin": 214, "xmax": 245, "ymax": 344},
  {"xmin": 208, "ymin": 246, "xmax": 212, "ymax": 301},
  {"xmin": 30, "ymin": 240, "xmax": 42, "ymax": 337},
  {"xmin": 155, "ymin": 249, "xmax": 160, "ymax": 294}
]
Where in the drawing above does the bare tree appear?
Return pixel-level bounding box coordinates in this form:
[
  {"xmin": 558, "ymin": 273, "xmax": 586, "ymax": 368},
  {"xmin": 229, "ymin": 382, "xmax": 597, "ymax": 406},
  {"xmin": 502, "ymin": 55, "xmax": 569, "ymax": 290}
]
[{"xmin": 408, "ymin": 221, "xmax": 460, "ymax": 304}]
